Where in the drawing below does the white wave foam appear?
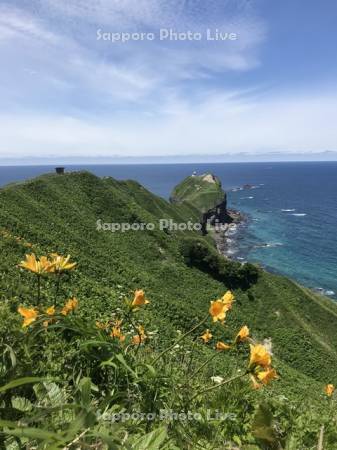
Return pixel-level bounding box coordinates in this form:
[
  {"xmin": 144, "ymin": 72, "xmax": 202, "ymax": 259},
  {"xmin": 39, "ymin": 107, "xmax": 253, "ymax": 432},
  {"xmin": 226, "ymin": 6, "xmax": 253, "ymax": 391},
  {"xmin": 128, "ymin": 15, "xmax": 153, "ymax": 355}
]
[
  {"xmin": 325, "ymin": 290, "xmax": 335, "ymax": 296},
  {"xmin": 281, "ymin": 209, "xmax": 296, "ymax": 212},
  {"xmin": 314, "ymin": 288, "xmax": 336, "ymax": 297},
  {"xmin": 254, "ymin": 242, "xmax": 283, "ymax": 249},
  {"xmin": 291, "ymin": 213, "xmax": 307, "ymax": 217}
]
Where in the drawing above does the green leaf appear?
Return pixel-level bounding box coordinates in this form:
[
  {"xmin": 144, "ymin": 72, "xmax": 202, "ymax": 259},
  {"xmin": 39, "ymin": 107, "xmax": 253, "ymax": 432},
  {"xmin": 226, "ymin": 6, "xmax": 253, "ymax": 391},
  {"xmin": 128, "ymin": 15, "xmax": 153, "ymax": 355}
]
[
  {"xmin": 144, "ymin": 364, "xmax": 157, "ymax": 377},
  {"xmin": 11, "ymin": 396, "xmax": 33, "ymax": 412},
  {"xmin": 33, "ymin": 382, "xmax": 67, "ymax": 406},
  {"xmin": 0, "ymin": 377, "xmax": 49, "ymax": 394},
  {"xmin": 252, "ymin": 403, "xmax": 281, "ymax": 448},
  {"xmin": 78, "ymin": 377, "xmax": 92, "ymax": 407},
  {"xmin": 115, "ymin": 354, "xmax": 137, "ymax": 378},
  {"xmin": 233, "ymin": 434, "xmax": 242, "ymax": 446},
  {"xmin": 4, "ymin": 437, "xmax": 20, "ymax": 450},
  {"xmin": 100, "ymin": 357, "xmax": 118, "ymax": 370},
  {"xmin": 89, "ymin": 429, "xmax": 121, "ymax": 450},
  {"xmin": 132, "ymin": 427, "xmax": 167, "ymax": 450},
  {"xmin": 3, "ymin": 345, "xmax": 16, "ymax": 368},
  {"xmin": 0, "ymin": 420, "xmax": 62, "ymax": 442}
]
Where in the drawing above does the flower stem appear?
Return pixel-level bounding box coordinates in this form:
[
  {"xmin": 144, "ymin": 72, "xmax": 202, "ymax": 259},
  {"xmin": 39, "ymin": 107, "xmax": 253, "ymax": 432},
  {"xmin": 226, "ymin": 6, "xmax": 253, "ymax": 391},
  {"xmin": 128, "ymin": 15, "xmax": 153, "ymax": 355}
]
[
  {"xmin": 190, "ymin": 371, "xmax": 248, "ymax": 402},
  {"xmin": 184, "ymin": 336, "xmax": 198, "ymax": 374},
  {"xmin": 152, "ymin": 314, "xmax": 208, "ymax": 366},
  {"xmin": 37, "ymin": 274, "xmax": 41, "ymax": 305},
  {"xmin": 128, "ymin": 315, "xmax": 143, "ymax": 356},
  {"xmin": 189, "ymin": 351, "xmax": 220, "ymax": 381},
  {"xmin": 55, "ymin": 273, "xmax": 61, "ymax": 303},
  {"xmin": 317, "ymin": 425, "xmax": 325, "ymax": 450}
]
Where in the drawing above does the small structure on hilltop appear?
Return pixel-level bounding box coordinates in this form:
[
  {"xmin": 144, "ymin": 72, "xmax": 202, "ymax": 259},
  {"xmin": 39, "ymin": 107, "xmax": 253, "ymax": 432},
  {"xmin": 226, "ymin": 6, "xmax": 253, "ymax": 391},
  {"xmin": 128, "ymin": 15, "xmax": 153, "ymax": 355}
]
[{"xmin": 55, "ymin": 167, "xmax": 65, "ymax": 174}]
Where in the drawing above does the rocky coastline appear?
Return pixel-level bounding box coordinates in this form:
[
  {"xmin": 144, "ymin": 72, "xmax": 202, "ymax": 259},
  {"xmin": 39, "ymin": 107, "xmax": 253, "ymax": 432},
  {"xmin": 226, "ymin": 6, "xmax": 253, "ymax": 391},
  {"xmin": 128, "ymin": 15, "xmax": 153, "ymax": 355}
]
[{"xmin": 207, "ymin": 208, "xmax": 247, "ymax": 259}]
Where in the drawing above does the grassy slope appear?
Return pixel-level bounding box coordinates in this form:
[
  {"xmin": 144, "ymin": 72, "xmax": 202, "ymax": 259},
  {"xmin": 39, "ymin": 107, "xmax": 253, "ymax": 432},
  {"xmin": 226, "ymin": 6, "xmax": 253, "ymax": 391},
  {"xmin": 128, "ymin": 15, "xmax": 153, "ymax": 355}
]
[
  {"xmin": 1, "ymin": 171, "xmax": 337, "ymax": 396},
  {"xmin": 170, "ymin": 174, "xmax": 225, "ymax": 214}
]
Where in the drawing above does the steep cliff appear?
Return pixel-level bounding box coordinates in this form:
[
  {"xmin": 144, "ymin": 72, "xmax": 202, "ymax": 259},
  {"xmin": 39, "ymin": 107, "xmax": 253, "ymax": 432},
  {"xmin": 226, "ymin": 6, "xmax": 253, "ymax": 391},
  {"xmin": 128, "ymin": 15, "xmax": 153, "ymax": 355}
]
[{"xmin": 170, "ymin": 172, "xmax": 233, "ymax": 232}]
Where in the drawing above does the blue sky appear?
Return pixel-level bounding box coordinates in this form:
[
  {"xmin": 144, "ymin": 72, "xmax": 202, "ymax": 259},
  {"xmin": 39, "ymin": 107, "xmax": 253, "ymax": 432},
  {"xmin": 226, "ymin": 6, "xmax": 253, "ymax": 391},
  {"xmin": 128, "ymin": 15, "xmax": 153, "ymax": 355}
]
[{"xmin": 1, "ymin": 0, "xmax": 337, "ymax": 160}]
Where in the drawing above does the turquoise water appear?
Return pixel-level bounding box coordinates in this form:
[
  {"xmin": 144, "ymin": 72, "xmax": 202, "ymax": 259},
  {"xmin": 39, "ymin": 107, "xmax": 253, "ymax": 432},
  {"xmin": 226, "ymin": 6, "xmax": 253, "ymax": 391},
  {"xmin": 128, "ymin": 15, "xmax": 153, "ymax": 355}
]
[
  {"xmin": 226, "ymin": 163, "xmax": 337, "ymax": 297},
  {"xmin": 0, "ymin": 162, "xmax": 336, "ymax": 296}
]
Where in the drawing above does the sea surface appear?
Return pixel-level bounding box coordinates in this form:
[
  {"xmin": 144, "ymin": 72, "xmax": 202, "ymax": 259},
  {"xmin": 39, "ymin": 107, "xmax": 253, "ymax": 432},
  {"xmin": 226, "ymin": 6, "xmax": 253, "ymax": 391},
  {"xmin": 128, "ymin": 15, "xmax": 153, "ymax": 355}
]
[{"xmin": 1, "ymin": 162, "xmax": 336, "ymax": 297}]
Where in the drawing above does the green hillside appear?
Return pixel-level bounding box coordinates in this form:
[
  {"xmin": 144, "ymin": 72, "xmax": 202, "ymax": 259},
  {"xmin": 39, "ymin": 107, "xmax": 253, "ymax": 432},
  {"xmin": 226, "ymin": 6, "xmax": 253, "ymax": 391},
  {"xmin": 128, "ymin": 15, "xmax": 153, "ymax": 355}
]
[{"xmin": 0, "ymin": 171, "xmax": 337, "ymax": 449}]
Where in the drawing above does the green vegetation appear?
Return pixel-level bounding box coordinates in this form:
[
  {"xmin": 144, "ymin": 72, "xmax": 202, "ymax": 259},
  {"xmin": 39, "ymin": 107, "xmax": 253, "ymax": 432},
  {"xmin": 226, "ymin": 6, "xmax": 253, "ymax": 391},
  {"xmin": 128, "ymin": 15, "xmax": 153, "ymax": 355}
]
[
  {"xmin": 170, "ymin": 173, "xmax": 225, "ymax": 214},
  {"xmin": 0, "ymin": 171, "xmax": 337, "ymax": 449},
  {"xmin": 179, "ymin": 237, "xmax": 259, "ymax": 289}
]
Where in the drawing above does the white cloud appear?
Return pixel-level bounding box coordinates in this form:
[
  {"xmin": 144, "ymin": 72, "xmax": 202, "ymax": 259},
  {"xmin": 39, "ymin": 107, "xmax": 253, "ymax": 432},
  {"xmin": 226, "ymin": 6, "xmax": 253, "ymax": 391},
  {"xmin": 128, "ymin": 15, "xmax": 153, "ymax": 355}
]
[
  {"xmin": 1, "ymin": 88, "xmax": 337, "ymax": 157},
  {"xmin": 0, "ymin": 5, "xmax": 160, "ymax": 105},
  {"xmin": 1, "ymin": 1, "xmax": 336, "ymax": 159},
  {"xmin": 0, "ymin": 1, "xmax": 266, "ymax": 117},
  {"xmin": 0, "ymin": 5, "xmax": 60, "ymax": 44}
]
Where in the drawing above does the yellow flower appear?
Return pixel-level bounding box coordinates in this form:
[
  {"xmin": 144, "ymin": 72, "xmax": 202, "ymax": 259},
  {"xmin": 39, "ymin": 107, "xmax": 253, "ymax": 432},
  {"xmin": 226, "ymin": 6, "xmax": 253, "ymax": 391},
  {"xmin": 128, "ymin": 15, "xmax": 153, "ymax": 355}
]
[
  {"xmin": 111, "ymin": 326, "xmax": 120, "ymax": 337},
  {"xmin": 216, "ymin": 341, "xmax": 231, "ymax": 351},
  {"xmin": 325, "ymin": 384, "xmax": 335, "ymax": 397},
  {"xmin": 250, "ymin": 374, "xmax": 262, "ymax": 390},
  {"xmin": 18, "ymin": 306, "xmax": 38, "ymax": 327},
  {"xmin": 257, "ymin": 368, "xmax": 278, "ymax": 385},
  {"xmin": 111, "ymin": 326, "xmax": 125, "ymax": 342},
  {"xmin": 49, "ymin": 253, "xmax": 77, "ymax": 273},
  {"xmin": 136, "ymin": 325, "xmax": 145, "ymax": 335},
  {"xmin": 61, "ymin": 297, "xmax": 78, "ymax": 315},
  {"xmin": 106, "ymin": 319, "xmax": 128, "ymax": 343},
  {"xmin": 209, "ymin": 300, "xmax": 227, "ymax": 323},
  {"xmin": 132, "ymin": 325, "xmax": 147, "ymax": 345},
  {"xmin": 235, "ymin": 325, "xmax": 250, "ymax": 343},
  {"xmin": 45, "ymin": 306, "xmax": 55, "ymax": 316},
  {"xmin": 70, "ymin": 297, "xmax": 78, "ymax": 309},
  {"xmin": 96, "ymin": 321, "xmax": 108, "ymax": 330},
  {"xmin": 19, "ymin": 254, "xmax": 51, "ymax": 275},
  {"xmin": 222, "ymin": 291, "xmax": 234, "ymax": 309},
  {"xmin": 132, "ymin": 334, "xmax": 146, "ymax": 345},
  {"xmin": 131, "ymin": 290, "xmax": 150, "ymax": 308},
  {"xmin": 200, "ymin": 329, "xmax": 213, "ymax": 343},
  {"xmin": 249, "ymin": 344, "xmax": 271, "ymax": 369}
]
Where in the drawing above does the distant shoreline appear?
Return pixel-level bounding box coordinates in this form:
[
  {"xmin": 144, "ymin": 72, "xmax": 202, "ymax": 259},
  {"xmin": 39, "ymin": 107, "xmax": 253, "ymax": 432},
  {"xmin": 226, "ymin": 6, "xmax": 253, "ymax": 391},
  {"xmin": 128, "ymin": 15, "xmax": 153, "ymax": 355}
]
[{"xmin": 1, "ymin": 159, "xmax": 337, "ymax": 167}]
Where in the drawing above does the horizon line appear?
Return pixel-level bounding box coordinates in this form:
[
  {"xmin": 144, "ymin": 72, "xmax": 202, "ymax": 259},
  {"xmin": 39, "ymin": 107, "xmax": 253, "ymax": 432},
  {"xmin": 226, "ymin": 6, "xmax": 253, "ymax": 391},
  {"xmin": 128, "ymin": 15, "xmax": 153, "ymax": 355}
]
[{"xmin": 1, "ymin": 159, "xmax": 337, "ymax": 167}]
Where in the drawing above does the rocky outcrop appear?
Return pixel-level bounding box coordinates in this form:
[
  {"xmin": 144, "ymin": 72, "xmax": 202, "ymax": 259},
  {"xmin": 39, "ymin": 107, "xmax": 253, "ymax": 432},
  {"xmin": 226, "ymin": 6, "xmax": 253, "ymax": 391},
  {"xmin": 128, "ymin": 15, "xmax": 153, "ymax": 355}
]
[
  {"xmin": 170, "ymin": 172, "xmax": 235, "ymax": 234},
  {"xmin": 201, "ymin": 196, "xmax": 233, "ymax": 233}
]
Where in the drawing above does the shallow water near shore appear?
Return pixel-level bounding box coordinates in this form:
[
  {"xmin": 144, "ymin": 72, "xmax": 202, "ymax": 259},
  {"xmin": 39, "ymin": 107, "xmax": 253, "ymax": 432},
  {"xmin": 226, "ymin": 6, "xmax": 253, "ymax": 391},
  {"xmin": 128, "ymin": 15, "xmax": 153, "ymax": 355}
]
[
  {"xmin": 0, "ymin": 161, "xmax": 336, "ymax": 297},
  {"xmin": 225, "ymin": 163, "xmax": 337, "ymax": 298}
]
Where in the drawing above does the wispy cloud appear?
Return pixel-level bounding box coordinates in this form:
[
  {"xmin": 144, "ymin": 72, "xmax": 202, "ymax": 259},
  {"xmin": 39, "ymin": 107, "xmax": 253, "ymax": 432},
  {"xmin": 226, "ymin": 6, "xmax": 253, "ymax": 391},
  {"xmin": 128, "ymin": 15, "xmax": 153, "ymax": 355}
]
[
  {"xmin": 2, "ymin": 87, "xmax": 337, "ymax": 157},
  {"xmin": 1, "ymin": 0, "xmax": 336, "ymax": 159},
  {"xmin": 0, "ymin": 0, "xmax": 265, "ymax": 107}
]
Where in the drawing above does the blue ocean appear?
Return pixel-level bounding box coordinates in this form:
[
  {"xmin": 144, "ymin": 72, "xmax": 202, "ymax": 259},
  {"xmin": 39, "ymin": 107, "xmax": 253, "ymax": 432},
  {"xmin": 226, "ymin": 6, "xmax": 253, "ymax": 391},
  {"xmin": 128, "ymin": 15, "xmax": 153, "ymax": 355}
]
[{"xmin": 1, "ymin": 162, "xmax": 336, "ymax": 297}]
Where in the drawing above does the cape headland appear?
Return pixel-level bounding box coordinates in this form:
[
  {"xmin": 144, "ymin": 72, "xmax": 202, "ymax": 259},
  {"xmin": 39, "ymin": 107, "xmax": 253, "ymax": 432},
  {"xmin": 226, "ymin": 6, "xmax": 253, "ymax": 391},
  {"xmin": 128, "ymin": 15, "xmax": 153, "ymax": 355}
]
[{"xmin": 170, "ymin": 172, "xmax": 243, "ymax": 252}]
